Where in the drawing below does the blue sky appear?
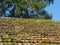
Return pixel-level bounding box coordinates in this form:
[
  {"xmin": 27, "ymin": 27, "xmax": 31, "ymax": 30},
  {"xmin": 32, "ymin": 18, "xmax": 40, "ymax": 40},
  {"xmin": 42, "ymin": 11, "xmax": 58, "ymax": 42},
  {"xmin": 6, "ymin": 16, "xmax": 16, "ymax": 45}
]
[{"xmin": 45, "ymin": 0, "xmax": 60, "ymax": 20}]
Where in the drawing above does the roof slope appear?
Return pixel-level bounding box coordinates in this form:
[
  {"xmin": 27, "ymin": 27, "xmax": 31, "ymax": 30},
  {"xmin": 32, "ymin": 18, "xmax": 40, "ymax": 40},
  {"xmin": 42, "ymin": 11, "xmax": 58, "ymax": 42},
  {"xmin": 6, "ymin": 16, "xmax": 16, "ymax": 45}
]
[{"xmin": 0, "ymin": 17, "xmax": 60, "ymax": 41}]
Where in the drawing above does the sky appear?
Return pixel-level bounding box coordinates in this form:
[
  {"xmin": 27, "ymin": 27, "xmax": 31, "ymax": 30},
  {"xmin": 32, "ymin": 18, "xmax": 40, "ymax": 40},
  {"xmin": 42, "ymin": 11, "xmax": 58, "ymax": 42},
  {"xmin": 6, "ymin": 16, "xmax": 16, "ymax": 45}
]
[{"xmin": 45, "ymin": 0, "xmax": 60, "ymax": 20}]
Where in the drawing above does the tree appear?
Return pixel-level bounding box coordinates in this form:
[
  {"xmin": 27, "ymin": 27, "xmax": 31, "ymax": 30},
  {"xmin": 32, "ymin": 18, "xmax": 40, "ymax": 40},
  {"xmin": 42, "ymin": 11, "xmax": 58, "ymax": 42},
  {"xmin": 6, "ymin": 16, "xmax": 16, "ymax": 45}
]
[
  {"xmin": 0, "ymin": 0, "xmax": 16, "ymax": 17},
  {"xmin": 0, "ymin": 0, "xmax": 54, "ymax": 19},
  {"xmin": 39, "ymin": 10, "xmax": 53, "ymax": 20}
]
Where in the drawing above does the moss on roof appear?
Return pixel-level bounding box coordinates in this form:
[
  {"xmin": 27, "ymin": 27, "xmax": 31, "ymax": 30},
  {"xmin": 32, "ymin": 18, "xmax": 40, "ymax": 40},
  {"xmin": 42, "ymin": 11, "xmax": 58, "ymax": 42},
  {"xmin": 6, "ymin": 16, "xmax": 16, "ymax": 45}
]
[{"xmin": 0, "ymin": 17, "xmax": 60, "ymax": 42}]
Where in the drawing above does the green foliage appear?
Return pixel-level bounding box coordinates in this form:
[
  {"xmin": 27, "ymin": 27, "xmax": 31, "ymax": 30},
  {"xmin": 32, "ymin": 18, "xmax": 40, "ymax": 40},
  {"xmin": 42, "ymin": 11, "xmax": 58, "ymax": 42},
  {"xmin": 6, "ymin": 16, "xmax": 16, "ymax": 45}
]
[
  {"xmin": 14, "ymin": 0, "xmax": 54, "ymax": 17},
  {"xmin": 0, "ymin": 0, "xmax": 54, "ymax": 20},
  {"xmin": 40, "ymin": 13, "xmax": 53, "ymax": 20}
]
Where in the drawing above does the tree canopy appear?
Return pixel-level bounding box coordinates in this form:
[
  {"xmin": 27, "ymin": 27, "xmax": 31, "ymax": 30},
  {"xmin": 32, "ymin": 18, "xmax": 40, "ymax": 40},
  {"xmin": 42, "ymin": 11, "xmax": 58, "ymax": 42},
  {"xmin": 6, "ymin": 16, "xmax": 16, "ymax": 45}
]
[{"xmin": 0, "ymin": 0, "xmax": 54, "ymax": 20}]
